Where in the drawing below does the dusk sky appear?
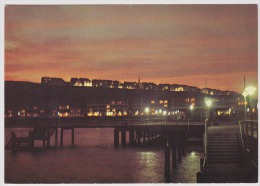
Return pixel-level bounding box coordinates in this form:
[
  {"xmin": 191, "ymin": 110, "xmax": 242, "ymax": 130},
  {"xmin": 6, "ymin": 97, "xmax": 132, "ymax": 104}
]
[{"xmin": 4, "ymin": 5, "xmax": 258, "ymax": 93}]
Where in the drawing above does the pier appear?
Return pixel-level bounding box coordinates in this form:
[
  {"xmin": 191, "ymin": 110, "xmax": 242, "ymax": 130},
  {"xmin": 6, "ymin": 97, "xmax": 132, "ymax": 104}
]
[{"xmin": 5, "ymin": 118, "xmax": 258, "ymax": 183}]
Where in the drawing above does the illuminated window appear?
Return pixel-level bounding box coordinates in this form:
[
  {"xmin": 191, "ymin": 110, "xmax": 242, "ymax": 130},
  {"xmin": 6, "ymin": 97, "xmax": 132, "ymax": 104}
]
[
  {"xmin": 164, "ymin": 100, "xmax": 168, "ymax": 104},
  {"xmin": 159, "ymin": 100, "xmax": 163, "ymax": 104},
  {"xmin": 151, "ymin": 100, "xmax": 155, "ymax": 104}
]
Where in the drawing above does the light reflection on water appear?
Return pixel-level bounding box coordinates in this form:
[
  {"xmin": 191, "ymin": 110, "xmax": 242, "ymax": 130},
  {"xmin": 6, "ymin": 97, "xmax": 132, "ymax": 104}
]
[{"xmin": 5, "ymin": 128, "xmax": 203, "ymax": 183}]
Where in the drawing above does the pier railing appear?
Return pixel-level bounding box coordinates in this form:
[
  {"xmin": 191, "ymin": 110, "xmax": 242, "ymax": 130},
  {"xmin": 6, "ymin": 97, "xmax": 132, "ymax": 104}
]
[
  {"xmin": 239, "ymin": 120, "xmax": 258, "ymax": 169},
  {"xmin": 203, "ymin": 118, "xmax": 209, "ymax": 170}
]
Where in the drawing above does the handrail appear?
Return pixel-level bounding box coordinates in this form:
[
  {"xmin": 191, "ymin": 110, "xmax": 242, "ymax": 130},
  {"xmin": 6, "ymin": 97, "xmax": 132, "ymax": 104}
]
[
  {"xmin": 238, "ymin": 121, "xmax": 245, "ymax": 154},
  {"xmin": 203, "ymin": 118, "xmax": 208, "ymax": 170}
]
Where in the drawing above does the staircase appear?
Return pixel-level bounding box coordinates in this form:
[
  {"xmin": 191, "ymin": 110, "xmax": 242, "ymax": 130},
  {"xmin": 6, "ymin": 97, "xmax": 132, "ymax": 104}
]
[
  {"xmin": 207, "ymin": 133, "xmax": 242, "ymax": 163},
  {"xmin": 203, "ymin": 133, "xmax": 244, "ymax": 183}
]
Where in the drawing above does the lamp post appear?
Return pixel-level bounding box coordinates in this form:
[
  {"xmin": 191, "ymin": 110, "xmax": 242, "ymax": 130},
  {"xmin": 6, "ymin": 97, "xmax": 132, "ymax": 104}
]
[
  {"xmin": 243, "ymin": 86, "xmax": 256, "ymax": 119},
  {"xmin": 189, "ymin": 104, "xmax": 194, "ymax": 121},
  {"xmin": 242, "ymin": 90, "xmax": 248, "ymax": 119},
  {"xmin": 145, "ymin": 107, "xmax": 150, "ymax": 121},
  {"xmin": 188, "ymin": 105, "xmax": 194, "ymax": 132},
  {"xmin": 205, "ymin": 99, "xmax": 212, "ymax": 120},
  {"xmin": 204, "ymin": 98, "xmax": 212, "ymax": 155}
]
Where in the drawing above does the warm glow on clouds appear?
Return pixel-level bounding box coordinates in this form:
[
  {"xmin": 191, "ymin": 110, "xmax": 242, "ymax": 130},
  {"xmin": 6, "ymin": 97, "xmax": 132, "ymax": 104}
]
[{"xmin": 4, "ymin": 5, "xmax": 258, "ymax": 93}]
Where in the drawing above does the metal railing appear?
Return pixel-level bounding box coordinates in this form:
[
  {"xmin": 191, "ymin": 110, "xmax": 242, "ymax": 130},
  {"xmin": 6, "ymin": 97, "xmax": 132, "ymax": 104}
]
[
  {"xmin": 203, "ymin": 118, "xmax": 209, "ymax": 170},
  {"xmin": 241, "ymin": 120, "xmax": 258, "ymax": 139},
  {"xmin": 238, "ymin": 121, "xmax": 245, "ymax": 154},
  {"xmin": 239, "ymin": 120, "xmax": 258, "ymax": 169}
]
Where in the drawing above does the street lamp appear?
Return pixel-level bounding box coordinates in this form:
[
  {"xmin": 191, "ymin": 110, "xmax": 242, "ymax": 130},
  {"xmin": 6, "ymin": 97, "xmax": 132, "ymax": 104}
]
[
  {"xmin": 145, "ymin": 107, "xmax": 150, "ymax": 121},
  {"xmin": 204, "ymin": 98, "xmax": 213, "ymax": 155},
  {"xmin": 243, "ymin": 86, "xmax": 256, "ymax": 119},
  {"xmin": 242, "ymin": 90, "xmax": 248, "ymax": 119},
  {"xmin": 189, "ymin": 104, "xmax": 194, "ymax": 123}
]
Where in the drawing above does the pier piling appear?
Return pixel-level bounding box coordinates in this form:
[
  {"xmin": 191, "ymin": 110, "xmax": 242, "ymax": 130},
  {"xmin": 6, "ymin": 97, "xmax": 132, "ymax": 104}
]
[
  {"xmin": 164, "ymin": 141, "xmax": 171, "ymax": 183},
  {"xmin": 71, "ymin": 128, "xmax": 74, "ymax": 146},
  {"xmin": 55, "ymin": 128, "xmax": 58, "ymax": 146},
  {"xmin": 172, "ymin": 144, "xmax": 177, "ymax": 169},
  {"xmin": 129, "ymin": 128, "xmax": 135, "ymax": 146},
  {"xmin": 47, "ymin": 130, "xmax": 50, "ymax": 148},
  {"xmin": 114, "ymin": 127, "xmax": 119, "ymax": 148},
  {"xmin": 121, "ymin": 128, "xmax": 126, "ymax": 147},
  {"xmin": 60, "ymin": 128, "xmax": 64, "ymax": 147},
  {"xmin": 178, "ymin": 145, "xmax": 182, "ymax": 161}
]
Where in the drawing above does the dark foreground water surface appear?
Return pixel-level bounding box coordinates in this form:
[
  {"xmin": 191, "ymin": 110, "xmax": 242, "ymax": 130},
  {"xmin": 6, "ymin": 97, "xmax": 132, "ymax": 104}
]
[{"xmin": 5, "ymin": 128, "xmax": 203, "ymax": 183}]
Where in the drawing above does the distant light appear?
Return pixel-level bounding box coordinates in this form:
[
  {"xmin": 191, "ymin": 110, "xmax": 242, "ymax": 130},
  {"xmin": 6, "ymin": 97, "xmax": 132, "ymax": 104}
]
[
  {"xmin": 205, "ymin": 99, "xmax": 212, "ymax": 107},
  {"xmin": 144, "ymin": 107, "xmax": 150, "ymax": 113},
  {"xmin": 242, "ymin": 90, "xmax": 248, "ymax": 97},
  {"xmin": 245, "ymin": 86, "xmax": 256, "ymax": 96},
  {"xmin": 191, "ymin": 151, "xmax": 196, "ymax": 156},
  {"xmin": 163, "ymin": 111, "xmax": 167, "ymax": 116},
  {"xmin": 190, "ymin": 105, "xmax": 194, "ymax": 110},
  {"xmin": 159, "ymin": 109, "xmax": 162, "ymax": 114}
]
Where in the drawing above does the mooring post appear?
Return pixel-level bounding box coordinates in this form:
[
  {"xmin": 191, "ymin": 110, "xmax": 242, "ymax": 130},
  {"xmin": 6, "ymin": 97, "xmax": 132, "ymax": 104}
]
[
  {"xmin": 172, "ymin": 144, "xmax": 177, "ymax": 169},
  {"xmin": 47, "ymin": 130, "xmax": 50, "ymax": 148},
  {"xmin": 71, "ymin": 128, "xmax": 74, "ymax": 146},
  {"xmin": 60, "ymin": 128, "xmax": 64, "ymax": 147},
  {"xmin": 164, "ymin": 135, "xmax": 171, "ymax": 183},
  {"xmin": 114, "ymin": 127, "xmax": 119, "ymax": 148},
  {"xmin": 121, "ymin": 127, "xmax": 126, "ymax": 147},
  {"xmin": 178, "ymin": 144, "xmax": 182, "ymax": 161}
]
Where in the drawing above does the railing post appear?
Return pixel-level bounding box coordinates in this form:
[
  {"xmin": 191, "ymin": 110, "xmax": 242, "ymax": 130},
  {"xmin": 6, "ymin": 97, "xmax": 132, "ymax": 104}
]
[{"xmin": 204, "ymin": 119, "xmax": 208, "ymax": 156}]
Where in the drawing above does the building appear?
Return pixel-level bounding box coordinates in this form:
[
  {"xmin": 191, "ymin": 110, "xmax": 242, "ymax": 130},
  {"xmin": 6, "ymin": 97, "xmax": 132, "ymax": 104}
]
[{"xmin": 41, "ymin": 77, "xmax": 66, "ymax": 85}]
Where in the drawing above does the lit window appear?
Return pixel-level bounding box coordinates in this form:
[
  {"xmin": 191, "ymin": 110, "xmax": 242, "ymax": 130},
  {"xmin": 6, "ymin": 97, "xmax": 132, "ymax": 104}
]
[{"xmin": 151, "ymin": 100, "xmax": 155, "ymax": 104}]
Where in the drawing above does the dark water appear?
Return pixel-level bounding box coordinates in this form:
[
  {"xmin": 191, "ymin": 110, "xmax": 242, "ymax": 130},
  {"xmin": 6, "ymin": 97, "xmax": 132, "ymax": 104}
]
[{"xmin": 5, "ymin": 128, "xmax": 203, "ymax": 183}]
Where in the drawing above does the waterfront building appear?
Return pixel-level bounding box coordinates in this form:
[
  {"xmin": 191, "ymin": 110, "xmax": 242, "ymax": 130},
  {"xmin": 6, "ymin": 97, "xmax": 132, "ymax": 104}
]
[{"xmin": 5, "ymin": 78, "xmax": 257, "ymax": 121}]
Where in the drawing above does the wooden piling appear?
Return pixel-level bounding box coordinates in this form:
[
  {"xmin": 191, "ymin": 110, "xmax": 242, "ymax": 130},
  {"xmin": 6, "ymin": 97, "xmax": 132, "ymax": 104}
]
[
  {"xmin": 47, "ymin": 130, "xmax": 50, "ymax": 148},
  {"xmin": 121, "ymin": 128, "xmax": 126, "ymax": 147},
  {"xmin": 11, "ymin": 132, "xmax": 16, "ymax": 152},
  {"xmin": 178, "ymin": 145, "xmax": 182, "ymax": 161},
  {"xmin": 196, "ymin": 171, "xmax": 204, "ymax": 183},
  {"xmin": 60, "ymin": 128, "xmax": 64, "ymax": 147},
  {"xmin": 55, "ymin": 128, "xmax": 58, "ymax": 146},
  {"xmin": 114, "ymin": 127, "xmax": 119, "ymax": 148},
  {"xmin": 137, "ymin": 131, "xmax": 141, "ymax": 145},
  {"xmin": 71, "ymin": 128, "xmax": 74, "ymax": 145},
  {"xmin": 129, "ymin": 128, "xmax": 135, "ymax": 146},
  {"xmin": 181, "ymin": 144, "xmax": 185, "ymax": 156},
  {"xmin": 164, "ymin": 141, "xmax": 171, "ymax": 183},
  {"xmin": 200, "ymin": 158, "xmax": 204, "ymax": 171},
  {"xmin": 29, "ymin": 131, "xmax": 34, "ymax": 150},
  {"xmin": 172, "ymin": 144, "xmax": 177, "ymax": 169}
]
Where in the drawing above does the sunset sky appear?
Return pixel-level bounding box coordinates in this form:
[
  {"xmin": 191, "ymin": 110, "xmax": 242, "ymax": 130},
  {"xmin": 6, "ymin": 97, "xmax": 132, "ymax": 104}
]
[{"xmin": 4, "ymin": 4, "xmax": 258, "ymax": 93}]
